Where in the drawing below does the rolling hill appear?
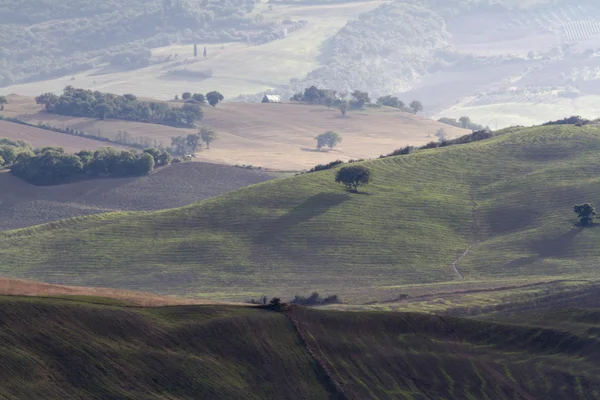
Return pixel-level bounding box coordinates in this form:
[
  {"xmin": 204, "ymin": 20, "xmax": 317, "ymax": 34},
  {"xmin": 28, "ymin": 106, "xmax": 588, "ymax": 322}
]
[
  {"xmin": 0, "ymin": 162, "xmax": 274, "ymax": 231},
  {"xmin": 1, "ymin": 95, "xmax": 468, "ymax": 170},
  {"xmin": 2, "ymin": 294, "xmax": 600, "ymax": 399},
  {"xmin": 1, "ymin": 123, "xmax": 599, "ymax": 301}
]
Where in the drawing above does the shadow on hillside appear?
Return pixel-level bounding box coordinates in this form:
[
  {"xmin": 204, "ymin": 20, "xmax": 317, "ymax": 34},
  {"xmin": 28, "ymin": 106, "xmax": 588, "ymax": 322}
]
[
  {"xmin": 531, "ymin": 227, "xmax": 583, "ymax": 258},
  {"xmin": 255, "ymin": 192, "xmax": 350, "ymax": 244}
]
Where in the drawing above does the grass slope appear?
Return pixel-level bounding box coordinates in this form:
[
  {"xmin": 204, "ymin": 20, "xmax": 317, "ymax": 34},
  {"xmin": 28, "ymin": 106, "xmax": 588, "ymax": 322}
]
[
  {"xmin": 1, "ymin": 123, "xmax": 600, "ymax": 301},
  {"xmin": 2, "ymin": 296, "xmax": 600, "ymax": 399},
  {"xmin": 1, "ymin": 95, "xmax": 467, "ymax": 170},
  {"xmin": 0, "ymin": 297, "xmax": 333, "ymax": 399},
  {"xmin": 0, "ymin": 162, "xmax": 274, "ymax": 231}
]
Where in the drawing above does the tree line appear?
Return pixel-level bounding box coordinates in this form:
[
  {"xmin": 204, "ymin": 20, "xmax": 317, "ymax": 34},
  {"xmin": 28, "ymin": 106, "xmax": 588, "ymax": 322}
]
[
  {"xmin": 8, "ymin": 144, "xmax": 173, "ymax": 186},
  {"xmin": 170, "ymin": 127, "xmax": 218, "ymax": 156},
  {"xmin": 35, "ymin": 87, "xmax": 203, "ymax": 128},
  {"xmin": 291, "ymin": 85, "xmax": 423, "ymax": 116},
  {"xmin": 438, "ymin": 116, "xmax": 487, "ymax": 131},
  {"xmin": 176, "ymin": 91, "xmax": 224, "ymax": 107}
]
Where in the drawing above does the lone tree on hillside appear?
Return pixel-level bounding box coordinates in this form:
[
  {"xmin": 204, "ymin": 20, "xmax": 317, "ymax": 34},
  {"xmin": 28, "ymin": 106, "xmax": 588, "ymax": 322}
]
[
  {"xmin": 0, "ymin": 96, "xmax": 7, "ymax": 110},
  {"xmin": 199, "ymin": 126, "xmax": 217, "ymax": 149},
  {"xmin": 206, "ymin": 91, "xmax": 224, "ymax": 107},
  {"xmin": 182, "ymin": 92, "xmax": 192, "ymax": 100},
  {"xmin": 335, "ymin": 165, "xmax": 371, "ymax": 193},
  {"xmin": 574, "ymin": 203, "xmax": 596, "ymax": 226},
  {"xmin": 315, "ymin": 131, "xmax": 342, "ymax": 150},
  {"xmin": 409, "ymin": 100, "xmax": 423, "ymax": 114}
]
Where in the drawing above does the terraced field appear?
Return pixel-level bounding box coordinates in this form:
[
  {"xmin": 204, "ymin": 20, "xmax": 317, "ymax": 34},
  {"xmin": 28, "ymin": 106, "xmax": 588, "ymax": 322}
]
[
  {"xmin": 1, "ymin": 95, "xmax": 466, "ymax": 170},
  {"xmin": 1, "ymin": 123, "xmax": 599, "ymax": 301},
  {"xmin": 2, "ymin": 294, "xmax": 600, "ymax": 399}
]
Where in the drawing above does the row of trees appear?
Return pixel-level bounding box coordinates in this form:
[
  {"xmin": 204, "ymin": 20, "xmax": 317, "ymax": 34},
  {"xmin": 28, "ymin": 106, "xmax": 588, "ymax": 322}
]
[
  {"xmin": 35, "ymin": 87, "xmax": 203, "ymax": 128},
  {"xmin": 10, "ymin": 146, "xmax": 172, "ymax": 185},
  {"xmin": 438, "ymin": 116, "xmax": 486, "ymax": 131},
  {"xmin": 170, "ymin": 127, "xmax": 218, "ymax": 155},
  {"xmin": 291, "ymin": 85, "xmax": 423, "ymax": 116},
  {"xmin": 176, "ymin": 91, "xmax": 224, "ymax": 107}
]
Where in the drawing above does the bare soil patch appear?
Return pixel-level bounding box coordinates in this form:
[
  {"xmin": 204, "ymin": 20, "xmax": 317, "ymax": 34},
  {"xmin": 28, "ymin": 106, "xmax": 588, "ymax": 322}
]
[{"xmin": 0, "ymin": 119, "xmax": 129, "ymax": 152}]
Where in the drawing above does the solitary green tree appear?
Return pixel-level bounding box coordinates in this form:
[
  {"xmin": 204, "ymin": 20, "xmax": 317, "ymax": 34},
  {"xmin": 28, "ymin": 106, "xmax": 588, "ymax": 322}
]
[
  {"xmin": 574, "ymin": 203, "xmax": 596, "ymax": 226},
  {"xmin": 335, "ymin": 165, "xmax": 371, "ymax": 192},
  {"xmin": 206, "ymin": 91, "xmax": 224, "ymax": 107},
  {"xmin": 182, "ymin": 92, "xmax": 192, "ymax": 100},
  {"xmin": 0, "ymin": 96, "xmax": 7, "ymax": 111},
  {"xmin": 315, "ymin": 131, "xmax": 342, "ymax": 150},
  {"xmin": 200, "ymin": 126, "xmax": 217, "ymax": 149}
]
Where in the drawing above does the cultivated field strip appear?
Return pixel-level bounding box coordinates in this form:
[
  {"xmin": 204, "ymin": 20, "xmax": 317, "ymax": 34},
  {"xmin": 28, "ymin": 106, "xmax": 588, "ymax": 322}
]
[
  {"xmin": 293, "ymin": 306, "xmax": 600, "ymax": 400},
  {"xmin": 2, "ymin": 125, "xmax": 600, "ymax": 301}
]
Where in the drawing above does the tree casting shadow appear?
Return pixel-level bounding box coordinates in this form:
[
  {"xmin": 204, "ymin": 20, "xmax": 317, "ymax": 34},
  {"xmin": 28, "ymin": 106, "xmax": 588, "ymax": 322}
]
[{"xmin": 255, "ymin": 193, "xmax": 350, "ymax": 244}]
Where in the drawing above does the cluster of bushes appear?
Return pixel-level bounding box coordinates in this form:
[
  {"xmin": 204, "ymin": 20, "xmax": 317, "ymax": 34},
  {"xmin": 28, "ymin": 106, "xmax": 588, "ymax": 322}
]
[
  {"xmin": 35, "ymin": 87, "xmax": 202, "ymax": 128},
  {"xmin": 438, "ymin": 116, "xmax": 487, "ymax": 131},
  {"xmin": 0, "ymin": 138, "xmax": 34, "ymax": 168},
  {"xmin": 10, "ymin": 146, "xmax": 171, "ymax": 185},
  {"xmin": 308, "ymin": 160, "xmax": 344, "ymax": 173},
  {"xmin": 290, "ymin": 292, "xmax": 341, "ymax": 306},
  {"xmin": 247, "ymin": 292, "xmax": 341, "ymax": 307},
  {"xmin": 381, "ymin": 129, "xmax": 494, "ymax": 158},
  {"xmin": 542, "ymin": 115, "xmax": 593, "ymax": 126}
]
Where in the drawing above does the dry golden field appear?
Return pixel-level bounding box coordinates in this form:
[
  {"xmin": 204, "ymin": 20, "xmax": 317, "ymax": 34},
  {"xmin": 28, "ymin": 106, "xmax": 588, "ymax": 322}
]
[{"xmin": 2, "ymin": 95, "xmax": 468, "ymax": 170}]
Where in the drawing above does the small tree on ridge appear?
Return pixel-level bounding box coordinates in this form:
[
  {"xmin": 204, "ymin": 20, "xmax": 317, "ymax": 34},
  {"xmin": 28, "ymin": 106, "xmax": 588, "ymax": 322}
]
[{"xmin": 335, "ymin": 165, "xmax": 371, "ymax": 192}]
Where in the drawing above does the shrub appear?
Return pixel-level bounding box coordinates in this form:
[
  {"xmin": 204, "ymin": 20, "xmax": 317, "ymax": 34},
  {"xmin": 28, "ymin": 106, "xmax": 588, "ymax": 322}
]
[
  {"xmin": 308, "ymin": 160, "xmax": 344, "ymax": 173},
  {"xmin": 291, "ymin": 292, "xmax": 341, "ymax": 306}
]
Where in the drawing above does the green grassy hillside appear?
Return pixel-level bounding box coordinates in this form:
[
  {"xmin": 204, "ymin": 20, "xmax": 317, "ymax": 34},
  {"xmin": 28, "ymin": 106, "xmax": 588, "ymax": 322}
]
[
  {"xmin": 2, "ymin": 124, "xmax": 600, "ymax": 301},
  {"xmin": 2, "ymin": 296, "xmax": 600, "ymax": 399}
]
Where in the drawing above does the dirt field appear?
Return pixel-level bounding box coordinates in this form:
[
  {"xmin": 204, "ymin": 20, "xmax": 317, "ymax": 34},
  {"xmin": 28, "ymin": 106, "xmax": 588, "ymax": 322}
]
[
  {"xmin": 0, "ymin": 162, "xmax": 274, "ymax": 231},
  {"xmin": 1, "ymin": 95, "xmax": 468, "ymax": 170},
  {"xmin": 0, "ymin": 120, "xmax": 130, "ymax": 152}
]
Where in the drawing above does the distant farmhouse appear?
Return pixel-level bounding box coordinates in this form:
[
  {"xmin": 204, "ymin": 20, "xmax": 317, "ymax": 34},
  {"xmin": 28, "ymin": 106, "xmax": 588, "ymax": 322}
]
[{"xmin": 262, "ymin": 95, "xmax": 282, "ymax": 103}]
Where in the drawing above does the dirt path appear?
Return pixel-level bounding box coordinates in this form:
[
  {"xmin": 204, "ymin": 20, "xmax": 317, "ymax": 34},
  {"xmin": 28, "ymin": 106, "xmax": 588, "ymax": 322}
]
[{"xmin": 451, "ymin": 186, "xmax": 480, "ymax": 280}]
